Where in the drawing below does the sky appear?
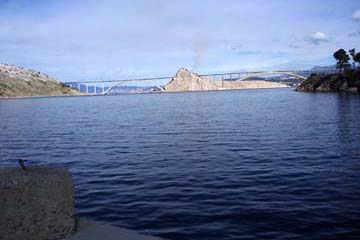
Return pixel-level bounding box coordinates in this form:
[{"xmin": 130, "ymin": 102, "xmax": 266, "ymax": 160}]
[{"xmin": 0, "ymin": 0, "xmax": 360, "ymax": 82}]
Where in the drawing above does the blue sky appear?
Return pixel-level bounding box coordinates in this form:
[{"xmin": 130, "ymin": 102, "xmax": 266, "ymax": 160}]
[{"xmin": 1, "ymin": 0, "xmax": 360, "ymax": 81}]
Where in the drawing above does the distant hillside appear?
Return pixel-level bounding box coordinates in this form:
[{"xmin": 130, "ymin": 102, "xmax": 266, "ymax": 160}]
[
  {"xmin": 0, "ymin": 64, "xmax": 80, "ymax": 98},
  {"xmin": 310, "ymin": 65, "xmax": 337, "ymax": 71}
]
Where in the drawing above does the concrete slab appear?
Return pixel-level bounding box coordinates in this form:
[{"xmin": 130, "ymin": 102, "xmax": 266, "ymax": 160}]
[
  {"xmin": 67, "ymin": 219, "xmax": 164, "ymax": 240},
  {"xmin": 0, "ymin": 166, "xmax": 75, "ymax": 240}
]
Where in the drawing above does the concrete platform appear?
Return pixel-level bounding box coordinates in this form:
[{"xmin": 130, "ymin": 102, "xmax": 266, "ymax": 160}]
[
  {"xmin": 0, "ymin": 166, "xmax": 74, "ymax": 240},
  {"xmin": 67, "ymin": 219, "xmax": 164, "ymax": 240}
]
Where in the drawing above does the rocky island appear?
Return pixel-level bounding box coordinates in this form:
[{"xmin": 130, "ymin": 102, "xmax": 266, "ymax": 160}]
[{"xmin": 0, "ymin": 64, "xmax": 79, "ymax": 98}]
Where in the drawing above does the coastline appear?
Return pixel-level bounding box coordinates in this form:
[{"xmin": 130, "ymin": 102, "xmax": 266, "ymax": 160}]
[
  {"xmin": 162, "ymin": 85, "xmax": 290, "ymax": 93},
  {"xmin": 0, "ymin": 85, "xmax": 291, "ymax": 99},
  {"xmin": 296, "ymin": 70, "xmax": 360, "ymax": 94},
  {"xmin": 0, "ymin": 94, "xmax": 84, "ymax": 100}
]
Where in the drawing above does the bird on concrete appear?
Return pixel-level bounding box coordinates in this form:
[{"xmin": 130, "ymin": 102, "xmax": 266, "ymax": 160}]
[{"xmin": 18, "ymin": 158, "xmax": 27, "ymax": 171}]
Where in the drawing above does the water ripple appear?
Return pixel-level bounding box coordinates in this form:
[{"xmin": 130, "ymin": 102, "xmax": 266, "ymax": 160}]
[{"xmin": 1, "ymin": 89, "xmax": 360, "ymax": 239}]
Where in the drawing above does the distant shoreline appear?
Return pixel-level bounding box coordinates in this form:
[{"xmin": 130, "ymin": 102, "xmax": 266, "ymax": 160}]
[
  {"xmin": 0, "ymin": 94, "xmax": 84, "ymax": 100},
  {"xmin": 0, "ymin": 86, "xmax": 293, "ymax": 100}
]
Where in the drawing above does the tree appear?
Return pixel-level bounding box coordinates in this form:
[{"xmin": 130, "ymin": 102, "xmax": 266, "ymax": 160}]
[
  {"xmin": 354, "ymin": 52, "xmax": 360, "ymax": 69},
  {"xmin": 333, "ymin": 49, "xmax": 350, "ymax": 72},
  {"xmin": 349, "ymin": 48, "xmax": 356, "ymax": 67},
  {"xmin": 348, "ymin": 48, "xmax": 360, "ymax": 69}
]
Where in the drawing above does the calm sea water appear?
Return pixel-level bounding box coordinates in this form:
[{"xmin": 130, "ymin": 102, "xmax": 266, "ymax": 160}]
[{"xmin": 1, "ymin": 89, "xmax": 360, "ymax": 240}]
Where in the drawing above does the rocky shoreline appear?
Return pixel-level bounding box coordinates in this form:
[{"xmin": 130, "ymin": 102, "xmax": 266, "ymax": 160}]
[{"xmin": 296, "ymin": 70, "xmax": 360, "ymax": 94}]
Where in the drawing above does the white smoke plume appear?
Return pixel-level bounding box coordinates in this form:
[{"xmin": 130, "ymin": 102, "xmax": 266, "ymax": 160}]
[{"xmin": 192, "ymin": 32, "xmax": 208, "ymax": 72}]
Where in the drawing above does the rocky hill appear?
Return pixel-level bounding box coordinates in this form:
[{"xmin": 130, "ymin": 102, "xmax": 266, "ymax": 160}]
[
  {"xmin": 164, "ymin": 68, "xmax": 288, "ymax": 92},
  {"xmin": 0, "ymin": 64, "xmax": 79, "ymax": 98},
  {"xmin": 165, "ymin": 68, "xmax": 218, "ymax": 91},
  {"xmin": 296, "ymin": 70, "xmax": 360, "ymax": 93}
]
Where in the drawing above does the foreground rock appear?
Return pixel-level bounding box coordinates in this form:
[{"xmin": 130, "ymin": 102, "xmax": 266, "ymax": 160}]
[
  {"xmin": 0, "ymin": 166, "xmax": 75, "ymax": 240},
  {"xmin": 164, "ymin": 68, "xmax": 288, "ymax": 92},
  {"xmin": 0, "ymin": 64, "xmax": 79, "ymax": 98},
  {"xmin": 296, "ymin": 70, "xmax": 360, "ymax": 93}
]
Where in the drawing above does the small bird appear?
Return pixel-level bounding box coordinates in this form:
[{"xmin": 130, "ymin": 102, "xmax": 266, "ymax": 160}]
[{"xmin": 18, "ymin": 159, "xmax": 27, "ymax": 171}]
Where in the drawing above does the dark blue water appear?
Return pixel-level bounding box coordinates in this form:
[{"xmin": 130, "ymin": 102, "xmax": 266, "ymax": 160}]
[{"xmin": 1, "ymin": 89, "xmax": 360, "ymax": 240}]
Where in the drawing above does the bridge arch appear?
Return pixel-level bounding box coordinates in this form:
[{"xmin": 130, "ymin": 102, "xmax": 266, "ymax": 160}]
[
  {"xmin": 103, "ymin": 81, "xmax": 165, "ymax": 95},
  {"xmin": 152, "ymin": 86, "xmax": 165, "ymax": 92},
  {"xmin": 103, "ymin": 81, "xmax": 129, "ymax": 95},
  {"xmin": 238, "ymin": 71, "xmax": 307, "ymax": 81}
]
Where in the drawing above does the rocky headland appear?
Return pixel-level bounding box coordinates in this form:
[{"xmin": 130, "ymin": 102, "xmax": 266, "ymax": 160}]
[
  {"xmin": 296, "ymin": 70, "xmax": 360, "ymax": 93},
  {"xmin": 164, "ymin": 68, "xmax": 288, "ymax": 92},
  {"xmin": 0, "ymin": 64, "xmax": 79, "ymax": 98}
]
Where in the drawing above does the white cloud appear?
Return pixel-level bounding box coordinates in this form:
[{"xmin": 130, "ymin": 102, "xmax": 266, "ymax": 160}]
[
  {"xmin": 305, "ymin": 32, "xmax": 329, "ymax": 45},
  {"xmin": 312, "ymin": 32, "xmax": 327, "ymax": 40},
  {"xmin": 353, "ymin": 9, "xmax": 360, "ymax": 20}
]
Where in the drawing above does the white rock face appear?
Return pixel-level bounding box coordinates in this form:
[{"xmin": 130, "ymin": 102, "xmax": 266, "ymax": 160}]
[
  {"xmin": 164, "ymin": 68, "xmax": 218, "ymax": 92},
  {"xmin": 221, "ymin": 80, "xmax": 288, "ymax": 89}
]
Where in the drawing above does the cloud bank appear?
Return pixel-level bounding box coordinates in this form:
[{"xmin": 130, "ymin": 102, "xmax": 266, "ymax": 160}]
[{"xmin": 0, "ymin": 0, "xmax": 359, "ymax": 81}]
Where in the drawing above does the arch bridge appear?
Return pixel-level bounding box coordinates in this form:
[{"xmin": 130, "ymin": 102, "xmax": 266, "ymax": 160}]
[{"xmin": 63, "ymin": 69, "xmax": 339, "ymax": 95}]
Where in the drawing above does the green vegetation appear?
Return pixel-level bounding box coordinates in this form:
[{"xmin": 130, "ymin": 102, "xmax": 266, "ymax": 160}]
[
  {"xmin": 297, "ymin": 48, "xmax": 360, "ymax": 93},
  {"xmin": 333, "ymin": 48, "xmax": 360, "ymax": 71},
  {"xmin": 297, "ymin": 71, "xmax": 360, "ymax": 92},
  {"xmin": 0, "ymin": 64, "xmax": 80, "ymax": 98},
  {"xmin": 333, "ymin": 49, "xmax": 350, "ymax": 72},
  {"xmin": 349, "ymin": 48, "xmax": 360, "ymax": 68}
]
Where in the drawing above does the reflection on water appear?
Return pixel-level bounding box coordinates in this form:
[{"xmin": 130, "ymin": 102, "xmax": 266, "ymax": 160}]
[{"xmin": 1, "ymin": 89, "xmax": 360, "ymax": 240}]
